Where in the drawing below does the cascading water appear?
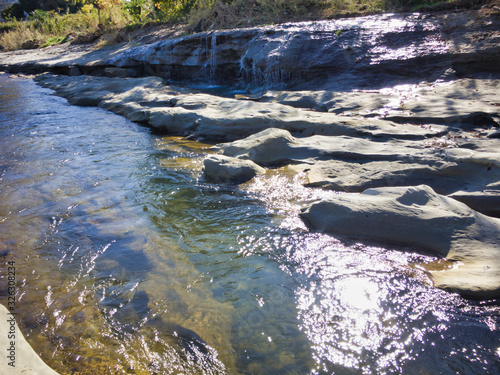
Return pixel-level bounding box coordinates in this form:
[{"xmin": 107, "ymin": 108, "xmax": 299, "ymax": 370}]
[
  {"xmin": 210, "ymin": 33, "xmax": 217, "ymax": 84},
  {"xmin": 201, "ymin": 33, "xmax": 218, "ymax": 85},
  {"xmin": 239, "ymin": 30, "xmax": 295, "ymax": 89}
]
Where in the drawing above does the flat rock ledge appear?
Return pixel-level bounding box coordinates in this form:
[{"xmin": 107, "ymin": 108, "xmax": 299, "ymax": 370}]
[
  {"xmin": 0, "ymin": 304, "xmax": 59, "ymax": 374},
  {"xmin": 300, "ymin": 185, "xmax": 500, "ymax": 300},
  {"xmin": 33, "ymin": 74, "xmax": 446, "ymax": 142},
  {"xmin": 214, "ymin": 127, "xmax": 500, "ymax": 213}
]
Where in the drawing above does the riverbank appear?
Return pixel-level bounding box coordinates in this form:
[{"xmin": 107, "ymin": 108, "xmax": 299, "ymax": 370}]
[
  {"xmin": 0, "ymin": 305, "xmax": 58, "ymax": 374},
  {"xmin": 26, "ymin": 71, "xmax": 500, "ymax": 300},
  {"xmin": 1, "ymin": 6, "xmax": 499, "ymax": 301},
  {"xmin": 0, "ymin": 7, "xmax": 499, "ymax": 372}
]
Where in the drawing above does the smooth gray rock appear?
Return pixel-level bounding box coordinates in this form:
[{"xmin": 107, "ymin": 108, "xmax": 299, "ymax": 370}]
[
  {"xmin": 449, "ymin": 190, "xmax": 500, "ymax": 218},
  {"xmin": 35, "ymin": 75, "xmax": 445, "ymax": 142},
  {"xmin": 294, "ymin": 155, "xmax": 500, "ymax": 213},
  {"xmin": 257, "ymin": 79, "xmax": 500, "ymax": 126},
  {"xmin": 216, "ymin": 128, "xmax": 430, "ymax": 165},
  {"xmin": 300, "ymin": 185, "xmax": 500, "ymax": 299},
  {"xmin": 104, "ymin": 12, "xmax": 500, "ymax": 90},
  {"xmin": 217, "ymin": 128, "xmax": 297, "ymax": 164},
  {"xmin": 204, "ymin": 155, "xmax": 265, "ymax": 184},
  {"xmin": 104, "ymin": 67, "xmax": 138, "ymax": 78},
  {"xmin": 216, "ymin": 128, "xmax": 500, "ymax": 216}
]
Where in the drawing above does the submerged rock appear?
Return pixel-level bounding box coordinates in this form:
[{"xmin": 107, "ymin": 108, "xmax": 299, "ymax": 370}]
[{"xmin": 300, "ymin": 185, "xmax": 500, "ymax": 299}]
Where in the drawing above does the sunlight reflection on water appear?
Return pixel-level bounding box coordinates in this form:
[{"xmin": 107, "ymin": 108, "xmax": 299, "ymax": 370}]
[
  {"xmin": 0, "ymin": 74, "xmax": 499, "ymax": 375},
  {"xmin": 240, "ymin": 169, "xmax": 499, "ymax": 374}
]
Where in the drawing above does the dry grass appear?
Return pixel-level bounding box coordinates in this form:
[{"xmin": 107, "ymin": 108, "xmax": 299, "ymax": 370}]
[
  {"xmin": 186, "ymin": 0, "xmax": 394, "ymax": 31},
  {"xmin": 0, "ymin": 0, "xmax": 491, "ymax": 50},
  {"xmin": 0, "ymin": 26, "xmax": 44, "ymax": 50},
  {"xmin": 186, "ymin": 0, "xmax": 489, "ymax": 31},
  {"xmin": 0, "ymin": 7, "xmax": 130, "ymax": 51}
]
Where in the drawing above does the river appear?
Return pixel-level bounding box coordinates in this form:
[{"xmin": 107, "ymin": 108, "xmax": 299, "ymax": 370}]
[{"xmin": 0, "ymin": 73, "xmax": 499, "ymax": 374}]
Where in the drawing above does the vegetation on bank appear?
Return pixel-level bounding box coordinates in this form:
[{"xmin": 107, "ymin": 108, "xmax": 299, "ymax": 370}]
[{"xmin": 0, "ymin": 0, "xmax": 490, "ymax": 51}]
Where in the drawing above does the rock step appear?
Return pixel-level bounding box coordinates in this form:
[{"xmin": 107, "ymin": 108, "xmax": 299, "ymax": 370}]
[{"xmin": 300, "ymin": 185, "xmax": 500, "ymax": 300}]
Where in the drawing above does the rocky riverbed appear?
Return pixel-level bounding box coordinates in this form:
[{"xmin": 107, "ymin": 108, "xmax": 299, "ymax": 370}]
[{"xmin": 1, "ymin": 5, "xmax": 499, "ymax": 301}]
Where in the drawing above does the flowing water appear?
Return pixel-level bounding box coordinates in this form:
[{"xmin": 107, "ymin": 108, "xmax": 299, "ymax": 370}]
[{"xmin": 0, "ymin": 73, "xmax": 499, "ymax": 375}]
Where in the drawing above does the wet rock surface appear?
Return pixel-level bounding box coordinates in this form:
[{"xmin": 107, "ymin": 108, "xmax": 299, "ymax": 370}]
[
  {"xmin": 204, "ymin": 155, "xmax": 266, "ymax": 184},
  {"xmin": 300, "ymin": 185, "xmax": 500, "ymax": 299}
]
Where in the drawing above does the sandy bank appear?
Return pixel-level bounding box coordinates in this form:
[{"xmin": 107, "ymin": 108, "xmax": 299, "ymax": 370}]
[{"xmin": 0, "ymin": 304, "xmax": 59, "ymax": 374}]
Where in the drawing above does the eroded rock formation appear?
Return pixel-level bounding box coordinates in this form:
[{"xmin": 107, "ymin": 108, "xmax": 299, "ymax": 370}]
[{"xmin": 300, "ymin": 185, "xmax": 500, "ymax": 299}]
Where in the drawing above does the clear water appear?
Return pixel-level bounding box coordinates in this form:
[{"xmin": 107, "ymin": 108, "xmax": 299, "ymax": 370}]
[{"xmin": 0, "ymin": 73, "xmax": 499, "ymax": 375}]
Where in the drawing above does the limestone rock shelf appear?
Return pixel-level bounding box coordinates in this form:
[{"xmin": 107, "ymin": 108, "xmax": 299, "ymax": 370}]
[{"xmin": 300, "ymin": 185, "xmax": 500, "ymax": 300}]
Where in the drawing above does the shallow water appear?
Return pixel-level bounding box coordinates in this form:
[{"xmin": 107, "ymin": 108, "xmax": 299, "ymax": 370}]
[{"xmin": 0, "ymin": 73, "xmax": 499, "ymax": 375}]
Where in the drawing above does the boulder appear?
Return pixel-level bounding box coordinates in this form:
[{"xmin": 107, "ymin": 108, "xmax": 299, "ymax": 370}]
[
  {"xmin": 217, "ymin": 128, "xmax": 297, "ymax": 165},
  {"xmin": 204, "ymin": 155, "xmax": 266, "ymax": 184},
  {"xmin": 300, "ymin": 185, "xmax": 500, "ymax": 299}
]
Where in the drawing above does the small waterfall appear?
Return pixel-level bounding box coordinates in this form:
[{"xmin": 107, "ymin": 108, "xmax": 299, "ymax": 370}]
[
  {"xmin": 209, "ymin": 34, "xmax": 217, "ymax": 84},
  {"xmin": 201, "ymin": 33, "xmax": 218, "ymax": 85},
  {"xmin": 198, "ymin": 33, "xmax": 217, "ymax": 86},
  {"xmin": 239, "ymin": 30, "xmax": 294, "ymax": 89}
]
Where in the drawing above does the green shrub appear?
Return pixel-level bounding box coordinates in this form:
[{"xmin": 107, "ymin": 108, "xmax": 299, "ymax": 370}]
[
  {"xmin": 1, "ymin": 3, "xmax": 26, "ymax": 21},
  {"xmin": 40, "ymin": 35, "xmax": 69, "ymax": 47},
  {"xmin": 153, "ymin": 0, "xmax": 200, "ymax": 21},
  {"xmin": 124, "ymin": 0, "xmax": 153, "ymax": 21},
  {"xmin": 0, "ymin": 8, "xmax": 100, "ymax": 50}
]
